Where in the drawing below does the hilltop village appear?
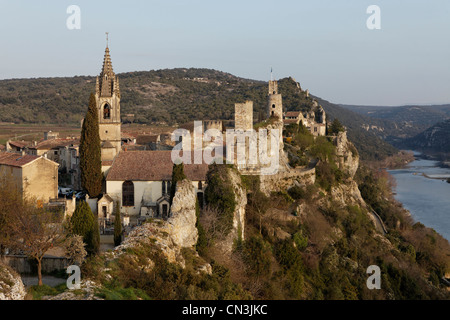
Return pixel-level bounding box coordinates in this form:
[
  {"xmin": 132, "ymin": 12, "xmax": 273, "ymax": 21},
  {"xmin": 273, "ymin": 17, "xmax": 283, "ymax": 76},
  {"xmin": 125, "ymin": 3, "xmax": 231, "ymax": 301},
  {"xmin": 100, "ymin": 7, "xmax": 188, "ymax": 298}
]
[
  {"xmin": 1, "ymin": 45, "xmax": 449, "ymax": 301},
  {"xmin": 0, "ymin": 45, "xmax": 329, "ymax": 228}
]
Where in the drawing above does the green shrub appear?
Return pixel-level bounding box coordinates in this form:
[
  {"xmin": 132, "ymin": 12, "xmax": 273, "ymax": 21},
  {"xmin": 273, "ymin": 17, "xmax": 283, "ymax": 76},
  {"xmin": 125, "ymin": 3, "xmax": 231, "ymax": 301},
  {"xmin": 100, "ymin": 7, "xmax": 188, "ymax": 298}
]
[
  {"xmin": 287, "ymin": 185, "xmax": 305, "ymax": 200},
  {"xmin": 204, "ymin": 164, "xmax": 237, "ymax": 235},
  {"xmin": 293, "ymin": 231, "xmax": 308, "ymax": 251},
  {"xmin": 243, "ymin": 235, "xmax": 272, "ymax": 277}
]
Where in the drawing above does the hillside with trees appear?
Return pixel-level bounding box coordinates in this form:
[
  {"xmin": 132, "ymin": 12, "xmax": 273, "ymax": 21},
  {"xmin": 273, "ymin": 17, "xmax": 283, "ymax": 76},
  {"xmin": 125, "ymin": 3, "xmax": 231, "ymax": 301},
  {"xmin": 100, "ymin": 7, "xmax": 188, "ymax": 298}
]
[{"xmin": 0, "ymin": 69, "xmax": 397, "ymax": 161}]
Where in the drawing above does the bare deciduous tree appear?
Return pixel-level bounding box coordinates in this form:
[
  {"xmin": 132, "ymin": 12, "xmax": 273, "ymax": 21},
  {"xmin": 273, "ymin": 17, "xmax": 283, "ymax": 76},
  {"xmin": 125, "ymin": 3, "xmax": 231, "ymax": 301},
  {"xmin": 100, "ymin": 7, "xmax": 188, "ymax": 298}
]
[
  {"xmin": 199, "ymin": 205, "xmax": 229, "ymax": 246},
  {"xmin": 8, "ymin": 203, "xmax": 66, "ymax": 286}
]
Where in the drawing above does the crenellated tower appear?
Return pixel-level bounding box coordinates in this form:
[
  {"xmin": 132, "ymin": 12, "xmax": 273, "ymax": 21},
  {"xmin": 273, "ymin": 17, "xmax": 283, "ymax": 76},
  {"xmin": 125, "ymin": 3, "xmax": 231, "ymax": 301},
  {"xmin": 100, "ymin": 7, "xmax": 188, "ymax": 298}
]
[
  {"xmin": 95, "ymin": 44, "xmax": 121, "ymax": 162},
  {"xmin": 267, "ymin": 79, "xmax": 283, "ymax": 121}
]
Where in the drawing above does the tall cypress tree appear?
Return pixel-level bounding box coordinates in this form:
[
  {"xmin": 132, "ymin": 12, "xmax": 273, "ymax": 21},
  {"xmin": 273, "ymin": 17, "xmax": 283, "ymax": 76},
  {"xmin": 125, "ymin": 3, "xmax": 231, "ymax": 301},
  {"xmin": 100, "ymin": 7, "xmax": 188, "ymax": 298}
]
[
  {"xmin": 80, "ymin": 93, "xmax": 103, "ymax": 198},
  {"xmin": 113, "ymin": 201, "xmax": 122, "ymax": 246},
  {"xmin": 170, "ymin": 163, "xmax": 186, "ymax": 205}
]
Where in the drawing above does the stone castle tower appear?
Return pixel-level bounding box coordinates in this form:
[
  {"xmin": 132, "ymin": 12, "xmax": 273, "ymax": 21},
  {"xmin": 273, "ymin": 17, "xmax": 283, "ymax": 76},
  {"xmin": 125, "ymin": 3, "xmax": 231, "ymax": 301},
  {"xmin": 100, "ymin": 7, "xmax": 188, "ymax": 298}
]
[
  {"xmin": 234, "ymin": 101, "xmax": 253, "ymax": 130},
  {"xmin": 267, "ymin": 80, "xmax": 283, "ymax": 121},
  {"xmin": 95, "ymin": 45, "xmax": 121, "ymax": 162}
]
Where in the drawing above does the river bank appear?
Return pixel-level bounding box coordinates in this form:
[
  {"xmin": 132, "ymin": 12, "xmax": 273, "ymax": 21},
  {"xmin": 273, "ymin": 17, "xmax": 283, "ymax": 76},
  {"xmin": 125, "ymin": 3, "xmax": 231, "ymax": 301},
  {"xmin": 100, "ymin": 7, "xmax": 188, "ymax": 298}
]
[{"xmin": 387, "ymin": 152, "xmax": 450, "ymax": 241}]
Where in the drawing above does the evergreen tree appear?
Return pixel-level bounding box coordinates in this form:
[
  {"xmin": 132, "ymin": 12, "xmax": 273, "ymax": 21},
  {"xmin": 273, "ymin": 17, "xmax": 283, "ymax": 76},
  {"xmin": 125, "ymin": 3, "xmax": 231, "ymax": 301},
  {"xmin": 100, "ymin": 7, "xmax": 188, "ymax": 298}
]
[
  {"xmin": 170, "ymin": 163, "xmax": 186, "ymax": 204},
  {"xmin": 329, "ymin": 118, "xmax": 345, "ymax": 135},
  {"xmin": 70, "ymin": 201, "xmax": 99, "ymax": 256},
  {"xmin": 80, "ymin": 93, "xmax": 103, "ymax": 198},
  {"xmin": 91, "ymin": 216, "xmax": 100, "ymax": 255},
  {"xmin": 114, "ymin": 201, "xmax": 122, "ymax": 246}
]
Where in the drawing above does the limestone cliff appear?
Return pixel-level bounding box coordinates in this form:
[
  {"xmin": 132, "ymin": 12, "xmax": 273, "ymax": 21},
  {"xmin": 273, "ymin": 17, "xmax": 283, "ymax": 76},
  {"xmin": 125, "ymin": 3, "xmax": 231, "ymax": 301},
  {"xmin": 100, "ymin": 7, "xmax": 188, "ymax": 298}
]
[
  {"xmin": 332, "ymin": 131, "xmax": 359, "ymax": 179},
  {"xmin": 215, "ymin": 168, "xmax": 247, "ymax": 253},
  {"xmin": 0, "ymin": 263, "xmax": 26, "ymax": 300},
  {"xmin": 110, "ymin": 179, "xmax": 202, "ymax": 269}
]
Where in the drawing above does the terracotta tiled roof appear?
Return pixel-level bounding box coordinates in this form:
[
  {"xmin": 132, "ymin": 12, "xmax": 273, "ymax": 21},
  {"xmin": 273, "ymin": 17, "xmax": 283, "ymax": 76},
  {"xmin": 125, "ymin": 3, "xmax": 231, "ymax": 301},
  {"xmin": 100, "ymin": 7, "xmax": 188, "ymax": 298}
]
[
  {"xmin": 0, "ymin": 152, "xmax": 40, "ymax": 167},
  {"xmin": 28, "ymin": 138, "xmax": 79, "ymax": 150},
  {"xmin": 136, "ymin": 134, "xmax": 159, "ymax": 145},
  {"xmin": 101, "ymin": 140, "xmax": 115, "ymax": 148},
  {"xmin": 102, "ymin": 160, "xmax": 114, "ymax": 166},
  {"xmin": 106, "ymin": 150, "xmax": 208, "ymax": 182},
  {"xmin": 8, "ymin": 140, "xmax": 30, "ymax": 149},
  {"xmin": 284, "ymin": 111, "xmax": 301, "ymax": 118}
]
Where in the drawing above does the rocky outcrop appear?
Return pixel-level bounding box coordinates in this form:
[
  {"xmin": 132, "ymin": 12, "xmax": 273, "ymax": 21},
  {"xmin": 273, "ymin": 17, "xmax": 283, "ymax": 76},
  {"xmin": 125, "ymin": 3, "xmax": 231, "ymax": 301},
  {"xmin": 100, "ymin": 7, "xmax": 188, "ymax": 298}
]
[
  {"xmin": 216, "ymin": 168, "xmax": 247, "ymax": 253},
  {"xmin": 333, "ymin": 131, "xmax": 359, "ymax": 178},
  {"xmin": 329, "ymin": 132, "xmax": 388, "ymax": 234},
  {"xmin": 168, "ymin": 179, "xmax": 199, "ymax": 248},
  {"xmin": 330, "ymin": 180, "xmax": 366, "ymax": 208},
  {"xmin": 109, "ymin": 179, "xmax": 209, "ymax": 273},
  {"xmin": 112, "ymin": 180, "xmax": 196, "ymax": 264},
  {"xmin": 259, "ymin": 166, "xmax": 316, "ymax": 196},
  {"xmin": 0, "ymin": 263, "xmax": 26, "ymax": 300},
  {"xmin": 44, "ymin": 280, "xmax": 102, "ymax": 300}
]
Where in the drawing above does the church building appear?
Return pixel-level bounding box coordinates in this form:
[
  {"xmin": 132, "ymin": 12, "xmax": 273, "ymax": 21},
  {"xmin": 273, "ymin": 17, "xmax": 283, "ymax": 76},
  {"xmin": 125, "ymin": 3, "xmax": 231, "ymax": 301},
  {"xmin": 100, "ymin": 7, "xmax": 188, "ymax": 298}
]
[{"xmin": 89, "ymin": 42, "xmax": 208, "ymax": 227}]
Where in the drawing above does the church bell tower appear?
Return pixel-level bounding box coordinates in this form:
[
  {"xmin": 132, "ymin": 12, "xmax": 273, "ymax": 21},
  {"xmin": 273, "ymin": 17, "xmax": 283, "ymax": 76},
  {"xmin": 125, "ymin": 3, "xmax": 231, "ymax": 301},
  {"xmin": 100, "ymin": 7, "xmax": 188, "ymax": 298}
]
[{"xmin": 95, "ymin": 36, "xmax": 121, "ymax": 162}]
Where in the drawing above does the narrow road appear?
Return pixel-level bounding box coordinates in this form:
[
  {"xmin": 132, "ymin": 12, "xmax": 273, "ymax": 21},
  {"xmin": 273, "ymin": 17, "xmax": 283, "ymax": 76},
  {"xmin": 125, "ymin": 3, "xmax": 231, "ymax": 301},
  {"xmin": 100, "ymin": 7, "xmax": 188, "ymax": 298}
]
[{"xmin": 370, "ymin": 210, "xmax": 388, "ymax": 235}]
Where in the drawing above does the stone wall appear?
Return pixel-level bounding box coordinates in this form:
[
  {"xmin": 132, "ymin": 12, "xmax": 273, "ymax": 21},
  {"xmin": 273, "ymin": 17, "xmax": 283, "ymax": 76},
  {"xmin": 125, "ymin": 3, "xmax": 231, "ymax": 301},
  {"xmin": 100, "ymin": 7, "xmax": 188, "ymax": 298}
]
[
  {"xmin": 1, "ymin": 255, "xmax": 69, "ymax": 274},
  {"xmin": 22, "ymin": 157, "xmax": 58, "ymax": 203}
]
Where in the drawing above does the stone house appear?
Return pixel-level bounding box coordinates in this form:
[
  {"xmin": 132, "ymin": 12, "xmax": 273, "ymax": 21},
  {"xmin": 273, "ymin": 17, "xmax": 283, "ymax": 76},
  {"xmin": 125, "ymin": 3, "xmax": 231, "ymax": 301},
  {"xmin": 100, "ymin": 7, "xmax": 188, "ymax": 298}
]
[
  {"xmin": 135, "ymin": 134, "xmax": 160, "ymax": 150},
  {"xmin": 283, "ymin": 111, "xmax": 303, "ymax": 126},
  {"xmin": 0, "ymin": 152, "xmax": 59, "ymax": 205},
  {"xmin": 26, "ymin": 138, "xmax": 80, "ymax": 190},
  {"xmin": 105, "ymin": 150, "xmax": 208, "ymax": 226},
  {"xmin": 6, "ymin": 140, "xmax": 29, "ymax": 153}
]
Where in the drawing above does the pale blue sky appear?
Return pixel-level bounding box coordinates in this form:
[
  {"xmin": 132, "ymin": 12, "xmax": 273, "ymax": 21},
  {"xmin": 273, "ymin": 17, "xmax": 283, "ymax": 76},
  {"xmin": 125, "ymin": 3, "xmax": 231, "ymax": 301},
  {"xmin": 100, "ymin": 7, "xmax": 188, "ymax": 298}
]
[{"xmin": 0, "ymin": 0, "xmax": 449, "ymax": 106}]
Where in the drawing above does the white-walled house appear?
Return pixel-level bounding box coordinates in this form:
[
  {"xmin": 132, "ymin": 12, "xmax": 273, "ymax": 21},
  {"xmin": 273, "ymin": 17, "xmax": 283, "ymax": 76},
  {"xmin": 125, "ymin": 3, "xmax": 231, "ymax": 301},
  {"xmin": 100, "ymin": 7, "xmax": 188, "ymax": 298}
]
[{"xmin": 105, "ymin": 150, "xmax": 208, "ymax": 226}]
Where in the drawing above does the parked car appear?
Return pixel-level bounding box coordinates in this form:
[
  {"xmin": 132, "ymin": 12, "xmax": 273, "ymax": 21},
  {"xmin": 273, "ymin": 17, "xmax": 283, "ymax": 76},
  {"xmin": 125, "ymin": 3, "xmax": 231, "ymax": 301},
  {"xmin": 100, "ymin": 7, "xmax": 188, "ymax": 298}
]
[
  {"xmin": 75, "ymin": 191, "xmax": 86, "ymax": 200},
  {"xmin": 58, "ymin": 187, "xmax": 74, "ymax": 197}
]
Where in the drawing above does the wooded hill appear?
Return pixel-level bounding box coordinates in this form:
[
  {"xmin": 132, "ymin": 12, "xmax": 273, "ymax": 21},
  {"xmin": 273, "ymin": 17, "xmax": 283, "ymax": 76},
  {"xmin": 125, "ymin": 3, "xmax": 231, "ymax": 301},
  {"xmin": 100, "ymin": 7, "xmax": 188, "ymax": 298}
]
[{"xmin": 0, "ymin": 68, "xmax": 396, "ymax": 160}]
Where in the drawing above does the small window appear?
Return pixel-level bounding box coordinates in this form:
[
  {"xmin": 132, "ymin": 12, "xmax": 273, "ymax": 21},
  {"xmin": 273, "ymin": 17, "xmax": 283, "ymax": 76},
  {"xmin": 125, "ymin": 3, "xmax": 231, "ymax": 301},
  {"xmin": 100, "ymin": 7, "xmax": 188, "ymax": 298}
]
[{"xmin": 272, "ymin": 104, "xmax": 276, "ymax": 109}]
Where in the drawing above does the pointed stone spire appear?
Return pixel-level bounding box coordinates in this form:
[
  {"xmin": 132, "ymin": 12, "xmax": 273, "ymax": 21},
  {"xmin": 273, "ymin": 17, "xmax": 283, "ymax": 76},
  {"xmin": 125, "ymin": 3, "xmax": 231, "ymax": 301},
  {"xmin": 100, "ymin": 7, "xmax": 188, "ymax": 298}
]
[{"xmin": 98, "ymin": 46, "xmax": 116, "ymax": 97}]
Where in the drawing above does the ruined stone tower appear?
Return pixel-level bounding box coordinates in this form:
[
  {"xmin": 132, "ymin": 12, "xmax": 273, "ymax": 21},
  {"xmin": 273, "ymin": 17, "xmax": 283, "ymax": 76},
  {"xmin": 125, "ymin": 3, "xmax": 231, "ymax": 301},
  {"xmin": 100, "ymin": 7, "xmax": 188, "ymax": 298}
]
[
  {"xmin": 234, "ymin": 101, "xmax": 253, "ymax": 130},
  {"xmin": 267, "ymin": 80, "xmax": 283, "ymax": 121},
  {"xmin": 95, "ymin": 45, "xmax": 121, "ymax": 162}
]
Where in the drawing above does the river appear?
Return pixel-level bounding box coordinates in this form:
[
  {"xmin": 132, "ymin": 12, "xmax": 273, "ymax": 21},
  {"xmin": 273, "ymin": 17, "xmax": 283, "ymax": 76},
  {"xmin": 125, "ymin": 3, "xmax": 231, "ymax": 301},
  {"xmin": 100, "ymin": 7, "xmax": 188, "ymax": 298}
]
[{"xmin": 387, "ymin": 152, "xmax": 450, "ymax": 242}]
